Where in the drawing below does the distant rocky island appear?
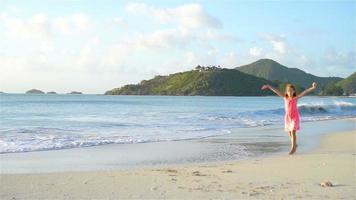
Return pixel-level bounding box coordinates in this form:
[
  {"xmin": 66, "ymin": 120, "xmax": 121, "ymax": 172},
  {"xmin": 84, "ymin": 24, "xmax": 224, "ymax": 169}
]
[
  {"xmin": 67, "ymin": 91, "xmax": 83, "ymax": 95},
  {"xmin": 24, "ymin": 90, "xmax": 83, "ymax": 95},
  {"xmin": 105, "ymin": 59, "xmax": 354, "ymax": 96},
  {"xmin": 26, "ymin": 89, "xmax": 45, "ymax": 94}
]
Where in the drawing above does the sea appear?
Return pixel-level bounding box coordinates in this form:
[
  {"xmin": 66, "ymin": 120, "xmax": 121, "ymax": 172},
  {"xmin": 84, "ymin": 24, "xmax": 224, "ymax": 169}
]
[{"xmin": 1, "ymin": 94, "xmax": 355, "ymax": 154}]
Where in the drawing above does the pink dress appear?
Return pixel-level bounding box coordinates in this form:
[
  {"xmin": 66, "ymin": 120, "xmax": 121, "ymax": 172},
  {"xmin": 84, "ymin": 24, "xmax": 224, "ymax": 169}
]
[{"xmin": 284, "ymin": 97, "xmax": 300, "ymax": 132}]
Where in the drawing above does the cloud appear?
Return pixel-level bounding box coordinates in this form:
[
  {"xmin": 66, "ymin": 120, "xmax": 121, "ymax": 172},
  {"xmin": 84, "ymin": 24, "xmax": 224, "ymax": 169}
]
[
  {"xmin": 249, "ymin": 47, "xmax": 263, "ymax": 57},
  {"xmin": 125, "ymin": 2, "xmax": 222, "ymax": 29},
  {"xmin": 319, "ymin": 48, "xmax": 356, "ymax": 77},
  {"xmin": 99, "ymin": 42, "xmax": 134, "ymax": 71},
  {"xmin": 205, "ymin": 29, "xmax": 238, "ymax": 42},
  {"xmin": 113, "ymin": 17, "xmax": 128, "ymax": 29},
  {"xmin": 272, "ymin": 41, "xmax": 287, "ymax": 54},
  {"xmin": 0, "ymin": 13, "xmax": 92, "ymax": 40},
  {"xmin": 322, "ymin": 48, "xmax": 355, "ymax": 67},
  {"xmin": 133, "ymin": 28, "xmax": 192, "ymax": 49},
  {"xmin": 244, "ymin": 33, "xmax": 298, "ymax": 67},
  {"xmin": 261, "ymin": 33, "xmax": 289, "ymax": 55},
  {"xmin": 219, "ymin": 52, "xmax": 240, "ymax": 67},
  {"xmin": 52, "ymin": 13, "xmax": 92, "ymax": 35},
  {"xmin": 0, "ymin": 13, "xmax": 51, "ymax": 39}
]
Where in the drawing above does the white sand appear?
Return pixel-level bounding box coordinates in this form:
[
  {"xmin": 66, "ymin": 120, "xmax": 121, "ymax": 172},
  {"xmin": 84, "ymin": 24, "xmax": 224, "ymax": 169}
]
[{"xmin": 1, "ymin": 130, "xmax": 355, "ymax": 199}]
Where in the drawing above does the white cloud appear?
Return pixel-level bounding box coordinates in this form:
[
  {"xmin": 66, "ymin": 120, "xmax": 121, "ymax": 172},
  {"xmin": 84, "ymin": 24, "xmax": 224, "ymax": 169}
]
[
  {"xmin": 272, "ymin": 41, "xmax": 287, "ymax": 54},
  {"xmin": 0, "ymin": 13, "xmax": 51, "ymax": 39},
  {"xmin": 125, "ymin": 2, "xmax": 222, "ymax": 29},
  {"xmin": 262, "ymin": 33, "xmax": 289, "ymax": 55},
  {"xmin": 318, "ymin": 48, "xmax": 356, "ymax": 77},
  {"xmin": 113, "ymin": 17, "xmax": 128, "ymax": 29},
  {"xmin": 323, "ymin": 48, "xmax": 355, "ymax": 67},
  {"xmin": 219, "ymin": 52, "xmax": 240, "ymax": 67},
  {"xmin": 133, "ymin": 28, "xmax": 193, "ymax": 49},
  {"xmin": 52, "ymin": 13, "xmax": 92, "ymax": 35},
  {"xmin": 0, "ymin": 13, "xmax": 92, "ymax": 40},
  {"xmin": 204, "ymin": 29, "xmax": 238, "ymax": 42},
  {"xmin": 100, "ymin": 43, "xmax": 134, "ymax": 70},
  {"xmin": 249, "ymin": 47, "xmax": 263, "ymax": 57}
]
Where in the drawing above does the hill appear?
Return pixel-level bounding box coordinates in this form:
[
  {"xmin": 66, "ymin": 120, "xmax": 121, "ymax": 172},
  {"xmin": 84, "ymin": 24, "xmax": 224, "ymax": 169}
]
[
  {"xmin": 322, "ymin": 72, "xmax": 356, "ymax": 95},
  {"xmin": 337, "ymin": 72, "xmax": 356, "ymax": 95},
  {"xmin": 235, "ymin": 59, "xmax": 342, "ymax": 90},
  {"xmin": 105, "ymin": 68, "xmax": 277, "ymax": 96}
]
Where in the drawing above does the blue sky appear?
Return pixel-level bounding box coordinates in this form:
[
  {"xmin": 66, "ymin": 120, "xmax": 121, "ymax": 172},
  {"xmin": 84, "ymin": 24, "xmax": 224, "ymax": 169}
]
[{"xmin": 0, "ymin": 0, "xmax": 355, "ymax": 93}]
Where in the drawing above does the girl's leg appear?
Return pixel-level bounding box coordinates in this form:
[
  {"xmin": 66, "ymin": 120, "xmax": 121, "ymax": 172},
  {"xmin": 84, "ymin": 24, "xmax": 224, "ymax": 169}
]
[
  {"xmin": 288, "ymin": 131, "xmax": 296, "ymax": 146},
  {"xmin": 289, "ymin": 131, "xmax": 297, "ymax": 155},
  {"xmin": 288, "ymin": 131, "xmax": 293, "ymax": 154}
]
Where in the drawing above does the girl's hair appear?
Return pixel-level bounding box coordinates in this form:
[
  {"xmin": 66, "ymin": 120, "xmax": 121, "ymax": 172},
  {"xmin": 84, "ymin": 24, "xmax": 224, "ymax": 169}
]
[{"xmin": 285, "ymin": 84, "xmax": 297, "ymax": 97}]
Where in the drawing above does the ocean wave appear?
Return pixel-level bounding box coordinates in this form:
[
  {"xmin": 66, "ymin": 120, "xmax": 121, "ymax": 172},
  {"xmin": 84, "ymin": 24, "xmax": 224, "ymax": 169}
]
[
  {"xmin": 204, "ymin": 101, "xmax": 355, "ymax": 128},
  {"xmin": 298, "ymin": 101, "xmax": 356, "ymax": 115},
  {"xmin": 0, "ymin": 126, "xmax": 229, "ymax": 153},
  {"xmin": 0, "ymin": 133, "xmax": 189, "ymax": 154},
  {"xmin": 243, "ymin": 101, "xmax": 356, "ymax": 117},
  {"xmin": 0, "ymin": 135, "xmax": 146, "ymax": 154}
]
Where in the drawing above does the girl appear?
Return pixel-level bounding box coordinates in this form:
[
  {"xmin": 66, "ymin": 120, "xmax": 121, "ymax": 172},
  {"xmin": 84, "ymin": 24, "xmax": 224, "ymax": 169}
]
[{"xmin": 261, "ymin": 82, "xmax": 317, "ymax": 155}]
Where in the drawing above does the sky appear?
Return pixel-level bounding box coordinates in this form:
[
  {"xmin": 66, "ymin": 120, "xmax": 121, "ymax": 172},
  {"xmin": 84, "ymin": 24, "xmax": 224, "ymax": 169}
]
[{"xmin": 0, "ymin": 0, "xmax": 355, "ymax": 94}]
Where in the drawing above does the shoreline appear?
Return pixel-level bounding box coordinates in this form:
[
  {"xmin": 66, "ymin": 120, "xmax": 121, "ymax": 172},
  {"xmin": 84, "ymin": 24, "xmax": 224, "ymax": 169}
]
[
  {"xmin": 0, "ymin": 116, "xmax": 352, "ymax": 155},
  {"xmin": 1, "ymin": 123, "xmax": 355, "ymax": 199},
  {"xmin": 1, "ymin": 115, "xmax": 353, "ymax": 155},
  {"xmin": 0, "ymin": 118, "xmax": 355, "ymax": 174}
]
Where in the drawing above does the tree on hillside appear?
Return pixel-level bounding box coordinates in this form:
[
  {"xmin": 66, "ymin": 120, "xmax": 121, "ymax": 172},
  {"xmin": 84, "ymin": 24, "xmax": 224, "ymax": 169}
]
[{"xmin": 322, "ymin": 82, "xmax": 344, "ymax": 96}]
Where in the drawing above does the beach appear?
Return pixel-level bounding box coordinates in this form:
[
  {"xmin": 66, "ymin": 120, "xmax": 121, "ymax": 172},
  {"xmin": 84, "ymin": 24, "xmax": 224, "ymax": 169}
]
[
  {"xmin": 1, "ymin": 121, "xmax": 355, "ymax": 199},
  {"xmin": 1, "ymin": 0, "xmax": 355, "ymax": 198},
  {"xmin": 1, "ymin": 95, "xmax": 355, "ymax": 199}
]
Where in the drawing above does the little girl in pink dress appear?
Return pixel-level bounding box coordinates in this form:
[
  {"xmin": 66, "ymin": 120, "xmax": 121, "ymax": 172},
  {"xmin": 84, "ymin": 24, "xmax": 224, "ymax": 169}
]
[
  {"xmin": 284, "ymin": 94, "xmax": 300, "ymax": 132},
  {"xmin": 261, "ymin": 82, "xmax": 317, "ymax": 155}
]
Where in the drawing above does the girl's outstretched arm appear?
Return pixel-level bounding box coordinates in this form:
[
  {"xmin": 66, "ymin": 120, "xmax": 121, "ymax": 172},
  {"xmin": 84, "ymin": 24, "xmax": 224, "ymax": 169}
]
[
  {"xmin": 261, "ymin": 84, "xmax": 284, "ymax": 97},
  {"xmin": 297, "ymin": 82, "xmax": 317, "ymax": 98}
]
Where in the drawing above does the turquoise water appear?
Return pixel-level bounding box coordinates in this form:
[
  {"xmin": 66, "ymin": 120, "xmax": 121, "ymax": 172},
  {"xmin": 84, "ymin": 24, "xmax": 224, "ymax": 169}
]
[{"xmin": 0, "ymin": 94, "xmax": 355, "ymax": 154}]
